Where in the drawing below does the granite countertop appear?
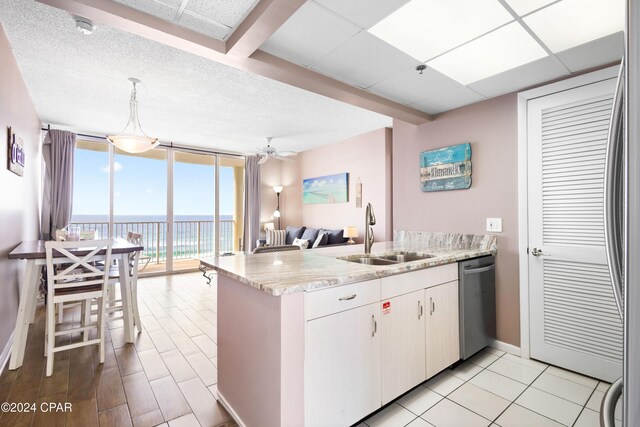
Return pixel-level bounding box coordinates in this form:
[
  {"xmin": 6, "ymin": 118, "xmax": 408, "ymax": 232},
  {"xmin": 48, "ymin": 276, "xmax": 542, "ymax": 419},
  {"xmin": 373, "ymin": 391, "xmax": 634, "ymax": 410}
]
[{"xmin": 200, "ymin": 232, "xmax": 497, "ymax": 296}]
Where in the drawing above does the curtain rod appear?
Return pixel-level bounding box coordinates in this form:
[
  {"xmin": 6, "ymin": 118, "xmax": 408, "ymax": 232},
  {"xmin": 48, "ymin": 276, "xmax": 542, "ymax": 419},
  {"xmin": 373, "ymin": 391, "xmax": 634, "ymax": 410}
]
[{"xmin": 41, "ymin": 125, "xmax": 246, "ymax": 159}]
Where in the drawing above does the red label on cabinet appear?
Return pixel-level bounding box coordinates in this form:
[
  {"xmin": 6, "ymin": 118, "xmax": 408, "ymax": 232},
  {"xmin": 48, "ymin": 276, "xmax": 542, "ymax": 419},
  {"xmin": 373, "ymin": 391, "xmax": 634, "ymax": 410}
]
[{"xmin": 382, "ymin": 301, "xmax": 391, "ymax": 315}]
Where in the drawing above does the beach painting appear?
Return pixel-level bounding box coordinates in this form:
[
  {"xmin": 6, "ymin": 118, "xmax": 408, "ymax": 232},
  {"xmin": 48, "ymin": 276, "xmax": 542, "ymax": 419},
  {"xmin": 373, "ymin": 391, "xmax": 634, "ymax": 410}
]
[
  {"xmin": 420, "ymin": 143, "xmax": 472, "ymax": 192},
  {"xmin": 303, "ymin": 173, "xmax": 348, "ymax": 204}
]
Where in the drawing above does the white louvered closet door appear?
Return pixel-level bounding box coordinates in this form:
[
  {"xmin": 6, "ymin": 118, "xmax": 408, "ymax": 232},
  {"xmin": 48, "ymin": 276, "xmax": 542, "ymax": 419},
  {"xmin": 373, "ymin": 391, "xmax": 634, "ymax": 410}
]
[{"xmin": 527, "ymin": 77, "xmax": 623, "ymax": 382}]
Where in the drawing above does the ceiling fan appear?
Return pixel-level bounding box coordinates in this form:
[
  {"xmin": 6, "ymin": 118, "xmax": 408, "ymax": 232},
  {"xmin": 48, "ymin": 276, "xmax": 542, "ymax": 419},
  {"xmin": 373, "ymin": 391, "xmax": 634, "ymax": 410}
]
[{"xmin": 257, "ymin": 137, "xmax": 297, "ymax": 164}]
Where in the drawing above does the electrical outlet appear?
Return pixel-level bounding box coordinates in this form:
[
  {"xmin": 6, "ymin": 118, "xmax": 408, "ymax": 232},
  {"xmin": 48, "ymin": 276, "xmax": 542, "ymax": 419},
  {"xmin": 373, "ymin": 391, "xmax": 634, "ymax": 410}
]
[{"xmin": 486, "ymin": 218, "xmax": 503, "ymax": 233}]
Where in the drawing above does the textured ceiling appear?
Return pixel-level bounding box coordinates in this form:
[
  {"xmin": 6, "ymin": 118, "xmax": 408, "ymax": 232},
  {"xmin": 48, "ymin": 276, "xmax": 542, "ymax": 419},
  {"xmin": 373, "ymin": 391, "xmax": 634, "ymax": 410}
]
[
  {"xmin": 0, "ymin": 0, "xmax": 392, "ymax": 154},
  {"xmin": 261, "ymin": 0, "xmax": 624, "ymax": 115},
  {"xmin": 112, "ymin": 0, "xmax": 258, "ymax": 40}
]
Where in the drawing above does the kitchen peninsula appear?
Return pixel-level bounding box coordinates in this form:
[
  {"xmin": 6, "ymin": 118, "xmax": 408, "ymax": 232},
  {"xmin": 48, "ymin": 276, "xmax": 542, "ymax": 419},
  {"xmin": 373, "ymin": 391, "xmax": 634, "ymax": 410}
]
[{"xmin": 200, "ymin": 232, "xmax": 497, "ymax": 427}]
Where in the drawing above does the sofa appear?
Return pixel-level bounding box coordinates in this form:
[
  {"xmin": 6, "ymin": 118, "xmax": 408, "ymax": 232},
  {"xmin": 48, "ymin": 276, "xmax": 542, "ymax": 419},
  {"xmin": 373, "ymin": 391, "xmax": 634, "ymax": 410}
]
[{"xmin": 256, "ymin": 225, "xmax": 350, "ymax": 250}]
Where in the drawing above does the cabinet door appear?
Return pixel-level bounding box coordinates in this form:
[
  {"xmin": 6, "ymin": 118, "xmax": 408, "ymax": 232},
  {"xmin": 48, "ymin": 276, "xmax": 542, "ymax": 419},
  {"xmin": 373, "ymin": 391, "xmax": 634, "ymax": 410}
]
[
  {"xmin": 305, "ymin": 302, "xmax": 381, "ymax": 427},
  {"xmin": 425, "ymin": 281, "xmax": 460, "ymax": 378},
  {"xmin": 380, "ymin": 290, "xmax": 426, "ymax": 404}
]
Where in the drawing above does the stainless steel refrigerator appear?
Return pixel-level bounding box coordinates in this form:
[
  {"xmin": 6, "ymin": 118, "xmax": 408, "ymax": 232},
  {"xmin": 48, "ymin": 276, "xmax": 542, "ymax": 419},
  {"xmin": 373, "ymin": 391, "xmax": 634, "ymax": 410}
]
[{"xmin": 601, "ymin": 1, "xmax": 639, "ymax": 426}]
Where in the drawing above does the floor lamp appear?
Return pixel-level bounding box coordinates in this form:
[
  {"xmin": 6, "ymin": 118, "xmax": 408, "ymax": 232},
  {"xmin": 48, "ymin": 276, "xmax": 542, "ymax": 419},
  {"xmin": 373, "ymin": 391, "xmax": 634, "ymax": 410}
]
[{"xmin": 273, "ymin": 185, "xmax": 283, "ymax": 229}]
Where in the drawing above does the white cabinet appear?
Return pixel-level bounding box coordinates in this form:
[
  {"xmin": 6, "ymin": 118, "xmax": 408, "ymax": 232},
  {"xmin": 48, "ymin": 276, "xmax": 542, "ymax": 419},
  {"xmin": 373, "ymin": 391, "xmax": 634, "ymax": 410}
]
[
  {"xmin": 425, "ymin": 281, "xmax": 460, "ymax": 378},
  {"xmin": 380, "ymin": 290, "xmax": 426, "ymax": 404},
  {"xmin": 305, "ymin": 302, "xmax": 381, "ymax": 427}
]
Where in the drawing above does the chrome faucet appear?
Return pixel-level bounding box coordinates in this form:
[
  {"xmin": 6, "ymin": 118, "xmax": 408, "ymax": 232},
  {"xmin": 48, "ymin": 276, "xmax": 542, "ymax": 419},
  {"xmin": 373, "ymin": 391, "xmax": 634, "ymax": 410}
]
[{"xmin": 364, "ymin": 203, "xmax": 376, "ymax": 254}]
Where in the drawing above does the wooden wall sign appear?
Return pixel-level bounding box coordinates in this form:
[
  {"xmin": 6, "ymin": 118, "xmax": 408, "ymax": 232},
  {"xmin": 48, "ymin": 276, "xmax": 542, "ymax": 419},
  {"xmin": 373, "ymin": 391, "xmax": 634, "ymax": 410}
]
[
  {"xmin": 7, "ymin": 127, "xmax": 25, "ymax": 177},
  {"xmin": 420, "ymin": 142, "xmax": 471, "ymax": 192}
]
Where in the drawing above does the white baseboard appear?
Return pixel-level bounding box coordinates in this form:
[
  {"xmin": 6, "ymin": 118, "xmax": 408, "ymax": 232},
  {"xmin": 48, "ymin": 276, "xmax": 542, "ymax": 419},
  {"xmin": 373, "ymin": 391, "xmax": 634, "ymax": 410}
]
[
  {"xmin": 490, "ymin": 339, "xmax": 521, "ymax": 357},
  {"xmin": 0, "ymin": 331, "xmax": 15, "ymax": 374},
  {"xmin": 217, "ymin": 390, "xmax": 247, "ymax": 427}
]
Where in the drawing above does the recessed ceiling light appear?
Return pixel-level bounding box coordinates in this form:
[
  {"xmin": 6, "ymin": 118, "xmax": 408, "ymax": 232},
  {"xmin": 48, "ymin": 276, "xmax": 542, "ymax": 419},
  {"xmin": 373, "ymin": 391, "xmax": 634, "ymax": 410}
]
[
  {"xmin": 73, "ymin": 15, "xmax": 95, "ymax": 35},
  {"xmin": 426, "ymin": 22, "xmax": 548, "ymax": 85},
  {"xmin": 523, "ymin": 0, "xmax": 624, "ymax": 53},
  {"xmin": 504, "ymin": 0, "xmax": 558, "ymax": 16},
  {"xmin": 368, "ymin": 0, "xmax": 513, "ymax": 61}
]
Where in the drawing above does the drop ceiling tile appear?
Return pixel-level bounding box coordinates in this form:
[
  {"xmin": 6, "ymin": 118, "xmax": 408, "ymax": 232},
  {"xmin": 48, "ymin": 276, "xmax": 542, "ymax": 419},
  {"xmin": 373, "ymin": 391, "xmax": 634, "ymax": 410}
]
[
  {"xmin": 409, "ymin": 86, "xmax": 486, "ymax": 115},
  {"xmin": 185, "ymin": 0, "xmax": 257, "ymax": 28},
  {"xmin": 504, "ymin": 0, "xmax": 557, "ymax": 16},
  {"xmin": 368, "ymin": 66, "xmax": 460, "ymax": 105},
  {"xmin": 368, "ymin": 0, "xmax": 514, "ymax": 61},
  {"xmin": 313, "ymin": 0, "xmax": 412, "ymax": 29},
  {"xmin": 178, "ymin": 11, "xmax": 231, "ymax": 40},
  {"xmin": 426, "ymin": 22, "xmax": 548, "ymax": 85},
  {"xmin": 556, "ymin": 32, "xmax": 624, "ymax": 73},
  {"xmin": 523, "ymin": 0, "xmax": 624, "ymax": 53},
  {"xmin": 260, "ymin": 2, "xmax": 361, "ymax": 67},
  {"xmin": 113, "ymin": 0, "xmax": 179, "ymax": 21},
  {"xmin": 468, "ymin": 56, "xmax": 568, "ymax": 98},
  {"xmin": 310, "ymin": 31, "xmax": 419, "ymax": 89}
]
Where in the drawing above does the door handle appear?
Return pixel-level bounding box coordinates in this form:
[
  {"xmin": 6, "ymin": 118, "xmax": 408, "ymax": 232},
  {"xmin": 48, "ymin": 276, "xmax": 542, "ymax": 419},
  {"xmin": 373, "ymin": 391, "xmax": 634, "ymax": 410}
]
[
  {"xmin": 531, "ymin": 248, "xmax": 547, "ymax": 257},
  {"xmin": 430, "ymin": 297, "xmax": 435, "ymax": 315},
  {"xmin": 418, "ymin": 300, "xmax": 423, "ymax": 319},
  {"xmin": 371, "ymin": 314, "xmax": 377, "ymax": 337}
]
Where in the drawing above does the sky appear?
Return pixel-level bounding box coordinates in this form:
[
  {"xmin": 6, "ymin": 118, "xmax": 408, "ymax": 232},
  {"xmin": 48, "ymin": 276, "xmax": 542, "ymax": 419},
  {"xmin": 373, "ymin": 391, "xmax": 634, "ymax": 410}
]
[{"xmin": 72, "ymin": 148, "xmax": 238, "ymax": 217}]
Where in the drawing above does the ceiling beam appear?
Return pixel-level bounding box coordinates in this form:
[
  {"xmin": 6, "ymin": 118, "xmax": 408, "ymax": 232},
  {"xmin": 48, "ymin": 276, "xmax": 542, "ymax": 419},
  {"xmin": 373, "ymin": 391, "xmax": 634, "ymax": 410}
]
[
  {"xmin": 226, "ymin": 0, "xmax": 306, "ymax": 58},
  {"xmin": 37, "ymin": 0, "xmax": 433, "ymax": 125}
]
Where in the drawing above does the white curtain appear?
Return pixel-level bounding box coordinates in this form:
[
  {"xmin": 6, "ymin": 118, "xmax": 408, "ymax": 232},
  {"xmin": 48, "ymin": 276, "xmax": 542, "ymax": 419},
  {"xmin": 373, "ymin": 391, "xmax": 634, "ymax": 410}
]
[
  {"xmin": 243, "ymin": 156, "xmax": 261, "ymax": 253},
  {"xmin": 41, "ymin": 129, "xmax": 76, "ymax": 239}
]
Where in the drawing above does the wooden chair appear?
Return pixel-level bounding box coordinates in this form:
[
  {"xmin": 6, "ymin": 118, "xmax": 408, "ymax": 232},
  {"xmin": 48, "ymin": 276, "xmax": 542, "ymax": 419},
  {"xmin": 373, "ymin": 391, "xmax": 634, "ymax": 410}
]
[{"xmin": 44, "ymin": 239, "xmax": 112, "ymax": 377}]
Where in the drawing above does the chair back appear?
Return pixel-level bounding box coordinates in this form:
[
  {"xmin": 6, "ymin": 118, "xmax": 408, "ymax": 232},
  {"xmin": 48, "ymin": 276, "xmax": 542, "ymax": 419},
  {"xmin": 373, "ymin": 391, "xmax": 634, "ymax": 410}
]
[
  {"xmin": 252, "ymin": 245, "xmax": 301, "ymax": 254},
  {"xmin": 45, "ymin": 239, "xmax": 113, "ymax": 297}
]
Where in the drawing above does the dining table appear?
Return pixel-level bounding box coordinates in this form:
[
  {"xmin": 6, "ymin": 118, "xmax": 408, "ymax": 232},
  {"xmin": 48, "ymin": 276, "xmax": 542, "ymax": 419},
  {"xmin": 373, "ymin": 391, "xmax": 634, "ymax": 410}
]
[{"xmin": 7, "ymin": 238, "xmax": 143, "ymax": 370}]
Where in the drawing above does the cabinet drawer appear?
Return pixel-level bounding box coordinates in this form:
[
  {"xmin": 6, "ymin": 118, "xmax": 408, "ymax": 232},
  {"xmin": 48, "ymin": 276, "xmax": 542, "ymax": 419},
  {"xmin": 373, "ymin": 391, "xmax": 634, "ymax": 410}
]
[
  {"xmin": 381, "ymin": 263, "xmax": 458, "ymax": 300},
  {"xmin": 305, "ymin": 279, "xmax": 381, "ymax": 320}
]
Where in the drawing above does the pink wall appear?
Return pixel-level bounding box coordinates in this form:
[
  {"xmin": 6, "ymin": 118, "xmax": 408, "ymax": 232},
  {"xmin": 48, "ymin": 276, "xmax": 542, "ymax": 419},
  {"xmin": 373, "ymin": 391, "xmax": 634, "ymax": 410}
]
[
  {"xmin": 274, "ymin": 128, "xmax": 393, "ymax": 242},
  {"xmin": 0, "ymin": 24, "xmax": 42, "ymax": 357},
  {"xmin": 392, "ymin": 94, "xmax": 520, "ymax": 347}
]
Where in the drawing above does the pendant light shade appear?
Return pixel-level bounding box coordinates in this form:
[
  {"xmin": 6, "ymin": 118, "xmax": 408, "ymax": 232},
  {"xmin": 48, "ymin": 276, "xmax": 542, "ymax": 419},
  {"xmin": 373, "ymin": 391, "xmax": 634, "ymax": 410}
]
[{"xmin": 107, "ymin": 78, "xmax": 158, "ymax": 154}]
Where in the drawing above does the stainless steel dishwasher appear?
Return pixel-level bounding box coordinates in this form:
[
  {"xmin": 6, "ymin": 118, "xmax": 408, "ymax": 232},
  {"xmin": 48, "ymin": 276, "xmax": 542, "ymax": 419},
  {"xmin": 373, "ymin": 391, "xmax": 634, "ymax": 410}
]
[{"xmin": 459, "ymin": 255, "xmax": 496, "ymax": 360}]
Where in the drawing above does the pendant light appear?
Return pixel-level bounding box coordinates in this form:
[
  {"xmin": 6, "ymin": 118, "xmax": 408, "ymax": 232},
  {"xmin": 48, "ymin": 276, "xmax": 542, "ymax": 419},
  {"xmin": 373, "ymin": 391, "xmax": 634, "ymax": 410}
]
[{"xmin": 107, "ymin": 78, "xmax": 159, "ymax": 154}]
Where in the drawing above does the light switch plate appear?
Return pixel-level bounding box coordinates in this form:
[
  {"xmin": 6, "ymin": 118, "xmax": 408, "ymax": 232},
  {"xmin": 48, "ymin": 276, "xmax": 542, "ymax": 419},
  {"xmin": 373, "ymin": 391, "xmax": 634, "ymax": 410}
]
[{"xmin": 486, "ymin": 218, "xmax": 502, "ymax": 233}]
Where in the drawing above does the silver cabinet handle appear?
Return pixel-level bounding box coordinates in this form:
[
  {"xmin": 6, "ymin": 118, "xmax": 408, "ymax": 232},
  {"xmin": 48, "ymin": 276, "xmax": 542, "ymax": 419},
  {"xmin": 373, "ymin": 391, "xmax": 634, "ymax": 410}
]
[
  {"xmin": 603, "ymin": 59, "xmax": 625, "ymax": 319},
  {"xmin": 531, "ymin": 248, "xmax": 547, "ymax": 257},
  {"xmin": 463, "ymin": 264, "xmax": 495, "ymax": 275},
  {"xmin": 371, "ymin": 314, "xmax": 377, "ymax": 337},
  {"xmin": 338, "ymin": 294, "xmax": 356, "ymax": 301},
  {"xmin": 600, "ymin": 377, "xmax": 623, "ymax": 427},
  {"xmin": 430, "ymin": 297, "xmax": 435, "ymax": 315},
  {"xmin": 418, "ymin": 300, "xmax": 423, "ymax": 319}
]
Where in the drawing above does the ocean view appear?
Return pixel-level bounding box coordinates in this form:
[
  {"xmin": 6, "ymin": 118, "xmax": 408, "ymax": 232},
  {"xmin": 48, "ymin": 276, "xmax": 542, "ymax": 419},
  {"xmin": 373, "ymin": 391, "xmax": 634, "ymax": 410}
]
[{"xmin": 71, "ymin": 214, "xmax": 236, "ymax": 261}]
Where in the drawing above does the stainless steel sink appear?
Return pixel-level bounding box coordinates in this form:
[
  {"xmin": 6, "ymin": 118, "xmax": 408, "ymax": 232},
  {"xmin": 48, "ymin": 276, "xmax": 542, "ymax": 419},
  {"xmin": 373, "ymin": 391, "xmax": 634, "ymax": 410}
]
[
  {"xmin": 376, "ymin": 252, "xmax": 434, "ymax": 262},
  {"xmin": 338, "ymin": 251, "xmax": 434, "ymax": 265},
  {"xmin": 342, "ymin": 257, "xmax": 399, "ymax": 265}
]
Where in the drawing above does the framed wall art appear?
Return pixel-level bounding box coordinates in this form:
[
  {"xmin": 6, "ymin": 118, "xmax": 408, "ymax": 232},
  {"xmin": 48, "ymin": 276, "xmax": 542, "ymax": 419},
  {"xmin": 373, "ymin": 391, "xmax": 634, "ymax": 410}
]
[
  {"xmin": 420, "ymin": 142, "xmax": 471, "ymax": 192},
  {"xmin": 303, "ymin": 173, "xmax": 348, "ymax": 204}
]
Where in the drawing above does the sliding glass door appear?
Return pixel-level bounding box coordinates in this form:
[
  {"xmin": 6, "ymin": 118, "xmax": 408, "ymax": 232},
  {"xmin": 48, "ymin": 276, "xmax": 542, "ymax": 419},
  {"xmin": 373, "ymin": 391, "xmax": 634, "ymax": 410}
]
[
  {"xmin": 113, "ymin": 147, "xmax": 168, "ymax": 273},
  {"xmin": 71, "ymin": 139, "xmax": 244, "ymax": 274},
  {"xmin": 173, "ymin": 151, "xmax": 216, "ymax": 271}
]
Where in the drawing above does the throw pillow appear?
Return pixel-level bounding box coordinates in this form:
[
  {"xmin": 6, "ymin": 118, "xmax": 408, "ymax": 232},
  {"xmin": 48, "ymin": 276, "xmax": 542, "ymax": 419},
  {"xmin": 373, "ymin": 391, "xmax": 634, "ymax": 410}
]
[
  {"xmin": 292, "ymin": 237, "xmax": 309, "ymax": 249},
  {"xmin": 321, "ymin": 229, "xmax": 346, "ymax": 245},
  {"xmin": 266, "ymin": 229, "xmax": 286, "ymax": 246},
  {"xmin": 285, "ymin": 226, "xmax": 306, "ymax": 245},
  {"xmin": 312, "ymin": 232, "xmax": 328, "ymax": 248},
  {"xmin": 301, "ymin": 228, "xmax": 320, "ymax": 243}
]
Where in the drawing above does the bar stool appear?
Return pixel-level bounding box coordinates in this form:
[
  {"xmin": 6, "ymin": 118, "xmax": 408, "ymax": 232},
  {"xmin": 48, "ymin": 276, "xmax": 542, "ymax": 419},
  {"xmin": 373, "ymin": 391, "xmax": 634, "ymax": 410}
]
[{"xmin": 44, "ymin": 239, "xmax": 112, "ymax": 377}]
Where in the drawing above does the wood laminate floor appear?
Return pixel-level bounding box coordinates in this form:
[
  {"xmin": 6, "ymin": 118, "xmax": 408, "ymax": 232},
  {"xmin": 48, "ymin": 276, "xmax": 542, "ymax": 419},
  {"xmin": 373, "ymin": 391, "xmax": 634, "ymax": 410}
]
[{"xmin": 0, "ymin": 272, "xmax": 232, "ymax": 427}]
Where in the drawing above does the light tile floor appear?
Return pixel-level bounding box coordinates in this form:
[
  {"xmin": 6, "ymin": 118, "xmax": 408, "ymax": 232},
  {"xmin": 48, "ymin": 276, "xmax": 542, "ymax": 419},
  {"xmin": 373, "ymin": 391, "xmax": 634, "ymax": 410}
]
[{"xmin": 357, "ymin": 347, "xmax": 623, "ymax": 427}]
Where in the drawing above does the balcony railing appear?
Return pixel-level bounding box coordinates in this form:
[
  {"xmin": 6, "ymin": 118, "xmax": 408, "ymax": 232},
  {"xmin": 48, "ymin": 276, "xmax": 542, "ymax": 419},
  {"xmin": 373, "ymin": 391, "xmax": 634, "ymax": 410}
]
[{"xmin": 71, "ymin": 220, "xmax": 235, "ymax": 264}]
